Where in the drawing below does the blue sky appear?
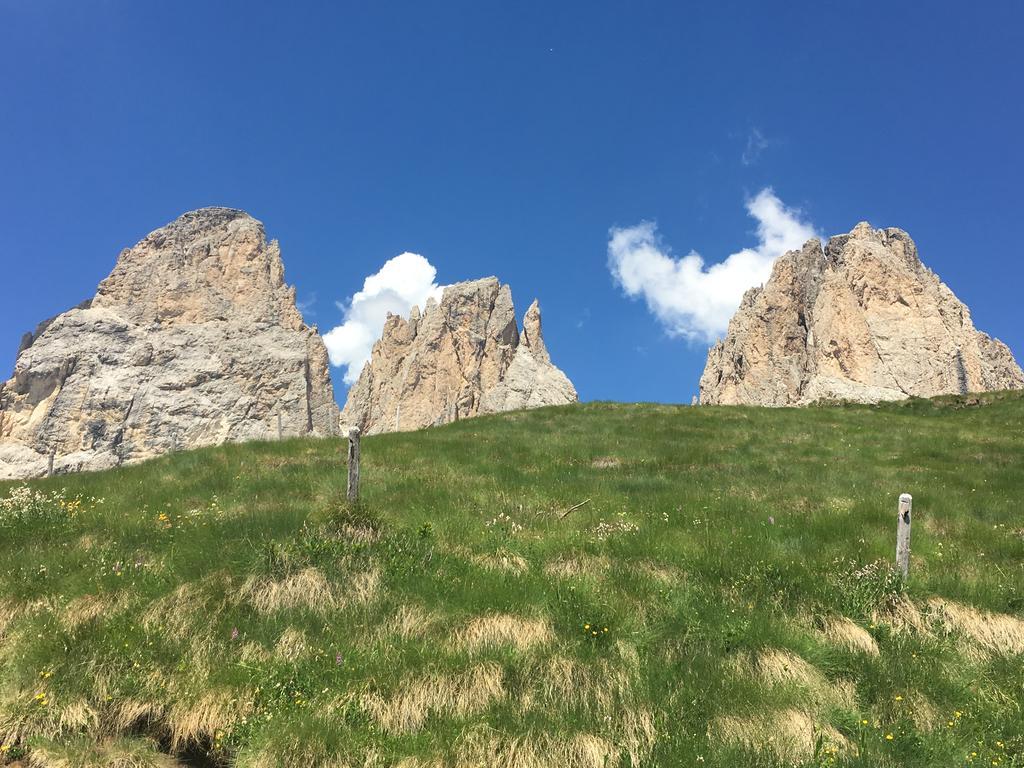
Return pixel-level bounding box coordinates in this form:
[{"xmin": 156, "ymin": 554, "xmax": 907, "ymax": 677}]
[{"xmin": 2, "ymin": 1, "xmax": 1022, "ymax": 405}]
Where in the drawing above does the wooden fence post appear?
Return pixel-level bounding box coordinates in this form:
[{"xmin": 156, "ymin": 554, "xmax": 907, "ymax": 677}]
[
  {"xmin": 347, "ymin": 427, "xmax": 361, "ymax": 504},
  {"xmin": 47, "ymin": 449, "xmax": 55, "ymax": 478},
  {"xmin": 896, "ymin": 493, "xmax": 912, "ymax": 579},
  {"xmin": 277, "ymin": 411, "xmax": 283, "ymax": 441}
]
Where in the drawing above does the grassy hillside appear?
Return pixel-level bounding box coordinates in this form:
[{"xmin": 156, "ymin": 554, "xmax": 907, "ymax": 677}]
[{"xmin": 2, "ymin": 393, "xmax": 1023, "ymax": 767}]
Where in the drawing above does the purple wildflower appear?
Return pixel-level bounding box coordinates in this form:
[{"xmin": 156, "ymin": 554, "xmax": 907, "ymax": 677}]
[{"xmin": 230, "ymin": 627, "xmax": 239, "ymax": 641}]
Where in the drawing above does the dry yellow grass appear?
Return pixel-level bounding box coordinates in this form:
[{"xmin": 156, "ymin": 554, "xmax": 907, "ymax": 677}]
[
  {"xmin": 0, "ymin": 698, "xmax": 28, "ymax": 745},
  {"xmin": 239, "ymin": 567, "xmax": 337, "ymax": 614},
  {"xmin": 362, "ymin": 662, "xmax": 505, "ymax": 734},
  {"xmin": 872, "ymin": 593, "xmax": 930, "ymax": 635},
  {"xmin": 0, "ymin": 685, "xmax": 107, "ymax": 746},
  {"xmin": 905, "ymin": 691, "xmax": 940, "ymax": 733},
  {"xmin": 711, "ymin": 708, "xmax": 850, "ymax": 762},
  {"xmin": 542, "ymin": 555, "xmax": 610, "ymax": 580},
  {"xmin": 239, "ymin": 641, "xmax": 272, "ymax": 664},
  {"xmin": 819, "ymin": 616, "xmax": 880, "ymax": 656},
  {"xmin": 239, "ymin": 566, "xmax": 380, "ymax": 615},
  {"xmin": 0, "ymin": 695, "xmax": 100, "ymax": 745},
  {"xmin": 455, "ymin": 727, "xmax": 621, "ymax": 768},
  {"xmin": 453, "ymin": 613, "xmax": 554, "ymax": 654},
  {"xmin": 346, "ymin": 568, "xmax": 382, "ymax": 605},
  {"xmin": 230, "ymin": 728, "xmax": 333, "ymax": 768},
  {"xmin": 236, "ymin": 738, "xmax": 450, "ymax": 768},
  {"xmin": 336, "ymin": 521, "xmax": 382, "ymax": 544},
  {"xmin": 928, "ymin": 598, "xmax": 1024, "ymax": 658},
  {"xmin": 744, "ymin": 648, "xmax": 826, "ymax": 689},
  {"xmin": 635, "ymin": 560, "xmax": 684, "ymax": 586},
  {"xmin": 731, "ymin": 648, "xmax": 856, "ymax": 711},
  {"xmin": 273, "ymin": 627, "xmax": 308, "ymax": 661},
  {"xmin": 142, "ymin": 579, "xmax": 225, "ymax": 640},
  {"xmin": 472, "ymin": 549, "xmax": 529, "ymax": 575},
  {"xmin": 167, "ymin": 689, "xmax": 253, "ymax": 752},
  {"xmin": 527, "ymin": 655, "xmax": 633, "ymax": 716},
  {"xmin": 108, "ymin": 699, "xmax": 165, "ymax": 734},
  {"xmin": 516, "ymin": 648, "xmax": 654, "ymax": 765},
  {"xmin": 74, "ymin": 534, "xmax": 99, "ymax": 551},
  {"xmin": 388, "ymin": 759, "xmax": 445, "ymax": 768},
  {"xmin": 76, "ymin": 661, "xmax": 169, "ymax": 732},
  {"xmin": 380, "ymin": 604, "xmax": 438, "ymax": 641},
  {"xmin": 388, "ymin": 759, "xmax": 446, "ymax": 768},
  {"xmin": 61, "ymin": 594, "xmax": 112, "ymax": 632},
  {"xmin": 26, "ymin": 736, "xmax": 177, "ymax": 768},
  {"xmin": 0, "ymin": 598, "xmax": 19, "ymax": 640},
  {"xmin": 0, "ymin": 663, "xmax": 125, "ymax": 749},
  {"xmin": 616, "ymin": 708, "xmax": 658, "ymax": 765},
  {"xmin": 526, "ymin": 676, "xmax": 655, "ymax": 762},
  {"xmin": 52, "ymin": 699, "xmax": 100, "ymax": 735}
]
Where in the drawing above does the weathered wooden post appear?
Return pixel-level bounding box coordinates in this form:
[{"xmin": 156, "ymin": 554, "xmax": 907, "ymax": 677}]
[
  {"xmin": 277, "ymin": 411, "xmax": 283, "ymax": 441},
  {"xmin": 896, "ymin": 493, "xmax": 912, "ymax": 579},
  {"xmin": 47, "ymin": 449, "xmax": 55, "ymax": 477},
  {"xmin": 347, "ymin": 427, "xmax": 361, "ymax": 504}
]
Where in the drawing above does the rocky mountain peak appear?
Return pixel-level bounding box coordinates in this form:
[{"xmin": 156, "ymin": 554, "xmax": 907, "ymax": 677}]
[
  {"xmin": 92, "ymin": 207, "xmax": 304, "ymax": 329},
  {"xmin": 700, "ymin": 222, "xmax": 1023, "ymax": 406},
  {"xmin": 341, "ymin": 279, "xmax": 577, "ymax": 434},
  {"xmin": 0, "ymin": 208, "xmax": 339, "ymax": 479}
]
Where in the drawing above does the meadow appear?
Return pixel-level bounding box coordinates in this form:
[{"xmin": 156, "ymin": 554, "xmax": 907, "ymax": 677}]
[{"xmin": 1, "ymin": 392, "xmax": 1023, "ymax": 767}]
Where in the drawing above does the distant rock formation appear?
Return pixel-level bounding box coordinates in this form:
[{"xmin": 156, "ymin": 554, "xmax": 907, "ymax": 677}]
[
  {"xmin": 0, "ymin": 208, "xmax": 340, "ymax": 479},
  {"xmin": 341, "ymin": 277, "xmax": 577, "ymax": 434},
  {"xmin": 700, "ymin": 222, "xmax": 1024, "ymax": 406}
]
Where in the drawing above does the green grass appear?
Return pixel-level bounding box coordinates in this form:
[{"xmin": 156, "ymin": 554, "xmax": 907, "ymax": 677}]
[{"xmin": 1, "ymin": 392, "xmax": 1023, "ymax": 767}]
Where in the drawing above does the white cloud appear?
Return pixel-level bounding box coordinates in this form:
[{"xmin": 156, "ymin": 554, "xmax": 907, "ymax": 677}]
[
  {"xmin": 324, "ymin": 252, "xmax": 443, "ymax": 384},
  {"xmin": 607, "ymin": 188, "xmax": 819, "ymax": 343}
]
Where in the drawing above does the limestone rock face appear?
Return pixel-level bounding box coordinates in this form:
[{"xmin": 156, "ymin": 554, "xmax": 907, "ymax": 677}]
[
  {"xmin": 700, "ymin": 222, "xmax": 1024, "ymax": 406},
  {"xmin": 0, "ymin": 208, "xmax": 340, "ymax": 479},
  {"xmin": 341, "ymin": 278, "xmax": 577, "ymax": 434}
]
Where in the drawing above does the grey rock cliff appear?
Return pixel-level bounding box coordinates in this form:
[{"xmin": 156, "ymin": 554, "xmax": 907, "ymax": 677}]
[
  {"xmin": 0, "ymin": 208, "xmax": 340, "ymax": 479},
  {"xmin": 700, "ymin": 222, "xmax": 1024, "ymax": 405},
  {"xmin": 341, "ymin": 278, "xmax": 577, "ymax": 434}
]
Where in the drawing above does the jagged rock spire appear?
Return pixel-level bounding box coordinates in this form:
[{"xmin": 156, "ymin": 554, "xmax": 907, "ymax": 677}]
[{"xmin": 341, "ymin": 279, "xmax": 577, "ymax": 434}]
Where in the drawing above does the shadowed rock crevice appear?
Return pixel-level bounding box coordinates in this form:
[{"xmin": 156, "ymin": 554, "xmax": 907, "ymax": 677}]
[
  {"xmin": 700, "ymin": 222, "xmax": 1024, "ymax": 405},
  {"xmin": 0, "ymin": 207, "xmax": 340, "ymax": 479}
]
